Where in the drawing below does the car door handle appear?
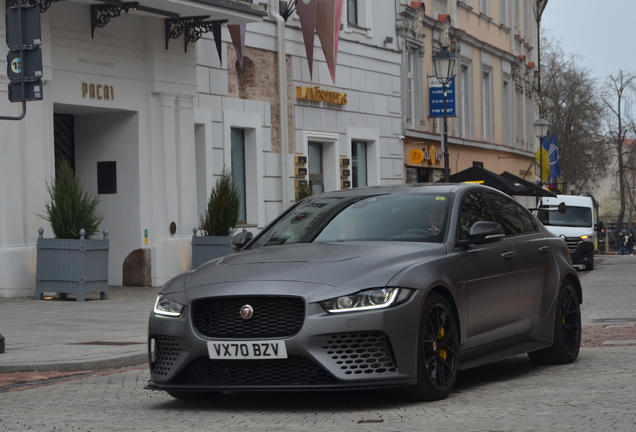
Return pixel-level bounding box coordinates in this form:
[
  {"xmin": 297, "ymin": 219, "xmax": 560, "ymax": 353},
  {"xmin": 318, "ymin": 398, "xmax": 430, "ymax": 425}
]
[
  {"xmin": 501, "ymin": 251, "xmax": 515, "ymax": 260},
  {"xmin": 539, "ymin": 246, "xmax": 550, "ymax": 254}
]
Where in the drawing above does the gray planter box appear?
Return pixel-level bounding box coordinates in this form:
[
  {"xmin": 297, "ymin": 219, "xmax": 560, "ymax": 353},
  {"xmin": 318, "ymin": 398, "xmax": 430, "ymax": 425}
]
[
  {"xmin": 191, "ymin": 228, "xmax": 233, "ymax": 269},
  {"xmin": 35, "ymin": 228, "xmax": 109, "ymax": 301}
]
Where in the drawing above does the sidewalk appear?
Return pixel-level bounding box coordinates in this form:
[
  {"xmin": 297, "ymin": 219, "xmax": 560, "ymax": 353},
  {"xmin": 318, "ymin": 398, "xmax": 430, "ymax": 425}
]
[{"xmin": 0, "ymin": 286, "xmax": 159, "ymax": 373}]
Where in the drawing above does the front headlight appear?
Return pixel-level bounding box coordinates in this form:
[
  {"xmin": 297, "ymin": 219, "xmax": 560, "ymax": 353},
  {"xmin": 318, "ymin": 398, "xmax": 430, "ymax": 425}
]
[
  {"xmin": 153, "ymin": 295, "xmax": 185, "ymax": 317},
  {"xmin": 320, "ymin": 288, "xmax": 413, "ymax": 313},
  {"xmin": 580, "ymin": 235, "xmax": 592, "ymax": 242}
]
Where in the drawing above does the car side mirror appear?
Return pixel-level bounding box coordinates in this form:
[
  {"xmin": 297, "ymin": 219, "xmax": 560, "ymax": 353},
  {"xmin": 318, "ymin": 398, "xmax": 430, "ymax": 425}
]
[
  {"xmin": 460, "ymin": 221, "xmax": 505, "ymax": 246},
  {"xmin": 231, "ymin": 229, "xmax": 253, "ymax": 252},
  {"xmin": 558, "ymin": 202, "xmax": 567, "ymax": 214}
]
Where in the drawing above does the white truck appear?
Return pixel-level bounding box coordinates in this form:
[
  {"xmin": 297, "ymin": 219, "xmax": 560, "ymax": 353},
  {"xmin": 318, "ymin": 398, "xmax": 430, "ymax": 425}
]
[{"xmin": 536, "ymin": 194, "xmax": 596, "ymax": 270}]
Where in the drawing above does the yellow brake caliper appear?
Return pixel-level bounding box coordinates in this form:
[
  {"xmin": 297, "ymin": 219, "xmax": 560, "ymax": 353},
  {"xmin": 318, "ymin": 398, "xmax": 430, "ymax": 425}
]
[{"xmin": 437, "ymin": 327, "xmax": 447, "ymax": 361}]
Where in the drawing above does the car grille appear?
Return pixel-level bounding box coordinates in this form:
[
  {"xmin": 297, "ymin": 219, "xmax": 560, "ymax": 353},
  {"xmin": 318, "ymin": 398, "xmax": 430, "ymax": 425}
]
[
  {"xmin": 321, "ymin": 332, "xmax": 398, "ymax": 375},
  {"xmin": 191, "ymin": 296, "xmax": 305, "ymax": 338},
  {"xmin": 562, "ymin": 237, "xmax": 580, "ymax": 252},
  {"xmin": 172, "ymin": 356, "xmax": 338, "ymax": 386},
  {"xmin": 150, "ymin": 336, "xmax": 183, "ymax": 377}
]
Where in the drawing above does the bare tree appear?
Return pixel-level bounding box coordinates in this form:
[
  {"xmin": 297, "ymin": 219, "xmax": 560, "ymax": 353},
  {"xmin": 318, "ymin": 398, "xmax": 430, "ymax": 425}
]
[
  {"xmin": 538, "ymin": 33, "xmax": 608, "ymax": 194},
  {"xmin": 600, "ymin": 71, "xmax": 636, "ymax": 233}
]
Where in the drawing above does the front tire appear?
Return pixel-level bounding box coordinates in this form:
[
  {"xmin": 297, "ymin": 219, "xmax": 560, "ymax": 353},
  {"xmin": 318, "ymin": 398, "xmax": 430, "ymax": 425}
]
[
  {"xmin": 402, "ymin": 292, "xmax": 459, "ymax": 401},
  {"xmin": 528, "ymin": 280, "xmax": 581, "ymax": 365}
]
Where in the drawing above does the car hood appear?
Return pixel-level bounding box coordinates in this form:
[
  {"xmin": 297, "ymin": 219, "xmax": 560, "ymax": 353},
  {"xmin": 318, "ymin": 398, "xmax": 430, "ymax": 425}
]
[{"xmin": 163, "ymin": 242, "xmax": 446, "ymax": 295}]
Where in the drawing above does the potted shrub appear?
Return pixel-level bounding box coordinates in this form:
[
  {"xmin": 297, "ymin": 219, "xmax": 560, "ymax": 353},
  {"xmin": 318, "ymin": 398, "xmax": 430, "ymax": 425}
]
[
  {"xmin": 295, "ymin": 182, "xmax": 314, "ymax": 201},
  {"xmin": 191, "ymin": 169, "xmax": 241, "ymax": 268},
  {"xmin": 35, "ymin": 159, "xmax": 109, "ymax": 301}
]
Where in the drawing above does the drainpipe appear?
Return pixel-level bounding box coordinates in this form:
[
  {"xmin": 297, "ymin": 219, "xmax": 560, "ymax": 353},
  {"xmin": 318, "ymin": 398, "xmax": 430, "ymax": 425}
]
[{"xmin": 270, "ymin": 0, "xmax": 291, "ymax": 208}]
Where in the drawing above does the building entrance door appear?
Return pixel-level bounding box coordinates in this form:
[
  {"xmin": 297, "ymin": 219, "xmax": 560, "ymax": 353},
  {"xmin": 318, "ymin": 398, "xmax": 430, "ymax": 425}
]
[
  {"xmin": 308, "ymin": 142, "xmax": 324, "ymax": 193},
  {"xmin": 54, "ymin": 114, "xmax": 75, "ymax": 175}
]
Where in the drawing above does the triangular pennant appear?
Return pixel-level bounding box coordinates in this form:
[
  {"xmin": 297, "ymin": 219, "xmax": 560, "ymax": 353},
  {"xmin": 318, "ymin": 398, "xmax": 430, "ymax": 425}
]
[
  {"xmin": 228, "ymin": 24, "xmax": 246, "ymax": 69},
  {"xmin": 296, "ymin": 0, "xmax": 318, "ymax": 78},
  {"xmin": 211, "ymin": 23, "xmax": 223, "ymax": 66},
  {"xmin": 315, "ymin": 0, "xmax": 343, "ymax": 83}
]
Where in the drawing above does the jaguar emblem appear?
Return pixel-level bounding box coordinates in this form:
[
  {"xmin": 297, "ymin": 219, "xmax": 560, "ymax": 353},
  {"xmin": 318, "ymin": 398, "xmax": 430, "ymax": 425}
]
[{"xmin": 240, "ymin": 304, "xmax": 254, "ymax": 320}]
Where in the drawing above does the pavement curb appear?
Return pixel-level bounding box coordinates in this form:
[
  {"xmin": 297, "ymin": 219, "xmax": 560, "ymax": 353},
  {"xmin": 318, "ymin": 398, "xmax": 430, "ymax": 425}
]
[{"xmin": 0, "ymin": 353, "xmax": 148, "ymax": 373}]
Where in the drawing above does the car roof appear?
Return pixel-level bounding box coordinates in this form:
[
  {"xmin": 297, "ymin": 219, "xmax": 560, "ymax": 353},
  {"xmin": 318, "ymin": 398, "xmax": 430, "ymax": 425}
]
[{"xmin": 306, "ymin": 182, "xmax": 500, "ymax": 199}]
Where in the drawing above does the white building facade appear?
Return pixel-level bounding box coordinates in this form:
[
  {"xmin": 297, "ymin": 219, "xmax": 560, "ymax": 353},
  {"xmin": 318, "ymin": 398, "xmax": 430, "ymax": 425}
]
[{"xmin": 0, "ymin": 0, "xmax": 403, "ymax": 297}]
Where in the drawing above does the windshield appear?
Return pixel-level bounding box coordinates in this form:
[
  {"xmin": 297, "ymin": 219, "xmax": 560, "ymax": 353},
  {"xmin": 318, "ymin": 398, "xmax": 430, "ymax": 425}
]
[
  {"xmin": 537, "ymin": 206, "xmax": 592, "ymax": 228},
  {"xmin": 251, "ymin": 193, "xmax": 451, "ymax": 248}
]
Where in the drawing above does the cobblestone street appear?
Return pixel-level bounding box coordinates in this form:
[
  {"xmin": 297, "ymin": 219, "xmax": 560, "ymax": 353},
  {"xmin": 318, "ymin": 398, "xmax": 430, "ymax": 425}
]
[{"xmin": 1, "ymin": 255, "xmax": 635, "ymax": 431}]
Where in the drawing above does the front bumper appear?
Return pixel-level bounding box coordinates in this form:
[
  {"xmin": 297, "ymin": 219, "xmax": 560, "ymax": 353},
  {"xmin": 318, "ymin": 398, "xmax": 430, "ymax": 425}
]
[
  {"xmin": 146, "ymin": 291, "xmax": 424, "ymax": 392},
  {"xmin": 570, "ymin": 241, "xmax": 594, "ymax": 266}
]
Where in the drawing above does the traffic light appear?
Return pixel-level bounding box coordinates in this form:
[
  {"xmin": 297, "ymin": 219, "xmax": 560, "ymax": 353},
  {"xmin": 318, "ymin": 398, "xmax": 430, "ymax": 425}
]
[{"xmin": 5, "ymin": 3, "xmax": 43, "ymax": 102}]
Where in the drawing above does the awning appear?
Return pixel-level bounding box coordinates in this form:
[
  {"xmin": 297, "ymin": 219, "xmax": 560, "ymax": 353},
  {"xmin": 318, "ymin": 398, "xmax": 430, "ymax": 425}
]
[
  {"xmin": 500, "ymin": 171, "xmax": 557, "ymax": 197},
  {"xmin": 88, "ymin": 0, "xmax": 267, "ymax": 23},
  {"xmin": 445, "ymin": 166, "xmax": 546, "ymax": 197}
]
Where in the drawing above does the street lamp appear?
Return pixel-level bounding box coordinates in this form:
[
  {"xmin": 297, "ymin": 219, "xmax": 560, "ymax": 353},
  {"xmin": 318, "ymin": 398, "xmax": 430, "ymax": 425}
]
[
  {"xmin": 533, "ymin": 118, "xmax": 550, "ymax": 185},
  {"xmin": 432, "ymin": 45, "xmax": 457, "ymax": 182}
]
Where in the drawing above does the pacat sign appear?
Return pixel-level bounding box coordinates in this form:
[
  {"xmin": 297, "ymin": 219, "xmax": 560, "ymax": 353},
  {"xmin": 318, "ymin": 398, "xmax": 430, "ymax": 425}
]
[{"xmin": 82, "ymin": 83, "xmax": 114, "ymax": 100}]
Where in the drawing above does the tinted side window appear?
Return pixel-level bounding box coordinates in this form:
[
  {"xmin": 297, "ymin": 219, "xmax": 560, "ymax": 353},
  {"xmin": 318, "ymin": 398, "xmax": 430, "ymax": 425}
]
[
  {"xmin": 458, "ymin": 192, "xmax": 496, "ymax": 240},
  {"xmin": 486, "ymin": 192, "xmax": 535, "ymax": 235}
]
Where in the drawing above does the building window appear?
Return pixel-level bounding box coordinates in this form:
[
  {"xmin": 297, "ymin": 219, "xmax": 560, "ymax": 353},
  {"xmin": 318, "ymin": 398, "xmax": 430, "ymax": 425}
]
[
  {"xmin": 308, "ymin": 142, "xmax": 324, "ymax": 194},
  {"xmin": 231, "ymin": 128, "xmax": 247, "ymax": 222},
  {"xmin": 459, "ymin": 63, "xmax": 473, "ymax": 139},
  {"xmin": 502, "ymin": 78, "xmax": 511, "ymax": 146},
  {"xmin": 347, "ymin": 0, "xmax": 358, "ymax": 25},
  {"xmin": 499, "ymin": 0, "xmax": 509, "ymax": 27},
  {"xmin": 515, "ymin": 87, "xmax": 524, "ymax": 148},
  {"xmin": 434, "ymin": 0, "xmax": 448, "ymax": 14},
  {"xmin": 351, "ymin": 141, "xmax": 367, "ymax": 187},
  {"xmin": 404, "ymin": 44, "xmax": 423, "ymax": 130},
  {"xmin": 512, "ymin": 0, "xmax": 520, "ymax": 35},
  {"xmin": 480, "ymin": 0, "xmax": 490, "ymax": 16},
  {"xmin": 406, "ymin": 51, "xmax": 414, "ymax": 127},
  {"xmin": 481, "ymin": 68, "xmax": 494, "ymax": 142}
]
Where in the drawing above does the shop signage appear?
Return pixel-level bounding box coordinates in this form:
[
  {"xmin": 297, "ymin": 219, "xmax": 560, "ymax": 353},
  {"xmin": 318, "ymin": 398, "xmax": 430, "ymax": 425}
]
[
  {"xmin": 429, "ymin": 76, "xmax": 456, "ymax": 117},
  {"xmin": 296, "ymin": 86, "xmax": 347, "ymax": 105},
  {"xmin": 82, "ymin": 83, "xmax": 114, "ymax": 100},
  {"xmin": 408, "ymin": 146, "xmax": 443, "ymax": 165}
]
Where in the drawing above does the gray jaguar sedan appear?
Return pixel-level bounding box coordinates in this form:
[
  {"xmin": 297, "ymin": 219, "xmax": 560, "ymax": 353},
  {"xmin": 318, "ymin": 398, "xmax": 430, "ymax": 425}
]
[{"xmin": 146, "ymin": 183, "xmax": 582, "ymax": 401}]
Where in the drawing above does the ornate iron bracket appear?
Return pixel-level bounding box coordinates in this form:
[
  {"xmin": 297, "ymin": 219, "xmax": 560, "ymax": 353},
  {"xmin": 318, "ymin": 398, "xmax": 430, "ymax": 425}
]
[
  {"xmin": 165, "ymin": 16, "xmax": 227, "ymax": 52},
  {"xmin": 7, "ymin": 0, "xmax": 62, "ymax": 12},
  {"xmin": 185, "ymin": 18, "xmax": 227, "ymax": 53},
  {"xmin": 91, "ymin": 2, "xmax": 139, "ymax": 39}
]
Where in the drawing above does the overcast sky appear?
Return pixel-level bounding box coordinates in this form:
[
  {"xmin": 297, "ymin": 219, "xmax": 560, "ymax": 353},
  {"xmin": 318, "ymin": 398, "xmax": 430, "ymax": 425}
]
[{"xmin": 540, "ymin": 0, "xmax": 636, "ymax": 83}]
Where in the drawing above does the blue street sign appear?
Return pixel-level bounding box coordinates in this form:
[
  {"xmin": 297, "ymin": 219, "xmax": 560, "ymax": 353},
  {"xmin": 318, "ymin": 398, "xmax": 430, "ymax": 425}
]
[{"xmin": 429, "ymin": 76, "xmax": 456, "ymax": 118}]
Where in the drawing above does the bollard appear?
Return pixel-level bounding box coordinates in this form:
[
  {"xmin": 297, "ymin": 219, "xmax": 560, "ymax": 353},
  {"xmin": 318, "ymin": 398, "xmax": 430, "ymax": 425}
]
[{"xmin": 0, "ymin": 333, "xmax": 4, "ymax": 354}]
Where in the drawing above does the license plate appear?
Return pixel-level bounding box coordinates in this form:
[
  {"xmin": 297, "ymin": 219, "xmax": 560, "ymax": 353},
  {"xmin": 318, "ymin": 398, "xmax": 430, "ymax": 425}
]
[{"xmin": 207, "ymin": 340, "xmax": 288, "ymax": 359}]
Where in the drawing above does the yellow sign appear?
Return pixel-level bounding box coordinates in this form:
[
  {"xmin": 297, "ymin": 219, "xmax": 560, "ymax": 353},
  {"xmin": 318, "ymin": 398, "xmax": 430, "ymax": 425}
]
[
  {"xmin": 409, "ymin": 149, "xmax": 425, "ymax": 164},
  {"xmin": 296, "ymin": 86, "xmax": 347, "ymax": 105},
  {"xmin": 82, "ymin": 83, "xmax": 114, "ymax": 100}
]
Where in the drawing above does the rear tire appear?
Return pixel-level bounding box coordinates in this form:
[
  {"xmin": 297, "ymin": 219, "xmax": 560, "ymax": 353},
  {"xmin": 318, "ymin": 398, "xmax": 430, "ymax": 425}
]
[
  {"xmin": 528, "ymin": 280, "xmax": 581, "ymax": 365},
  {"xmin": 166, "ymin": 390, "xmax": 223, "ymax": 400},
  {"xmin": 402, "ymin": 292, "xmax": 459, "ymax": 401}
]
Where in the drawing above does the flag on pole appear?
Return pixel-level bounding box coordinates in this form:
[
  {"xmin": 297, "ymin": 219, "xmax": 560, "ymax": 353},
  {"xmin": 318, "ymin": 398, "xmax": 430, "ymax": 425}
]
[
  {"xmin": 315, "ymin": 0, "xmax": 344, "ymax": 83},
  {"xmin": 229, "ymin": 24, "xmax": 246, "ymax": 69},
  {"xmin": 297, "ymin": 0, "xmax": 318, "ymax": 78},
  {"xmin": 534, "ymin": 136, "xmax": 550, "ymax": 184},
  {"xmin": 545, "ymin": 132, "xmax": 561, "ymax": 188}
]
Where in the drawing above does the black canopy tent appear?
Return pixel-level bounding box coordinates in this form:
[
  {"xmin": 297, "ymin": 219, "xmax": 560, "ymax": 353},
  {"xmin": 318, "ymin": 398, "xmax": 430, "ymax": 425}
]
[
  {"xmin": 444, "ymin": 166, "xmax": 556, "ymax": 197},
  {"xmin": 500, "ymin": 171, "xmax": 557, "ymax": 197}
]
